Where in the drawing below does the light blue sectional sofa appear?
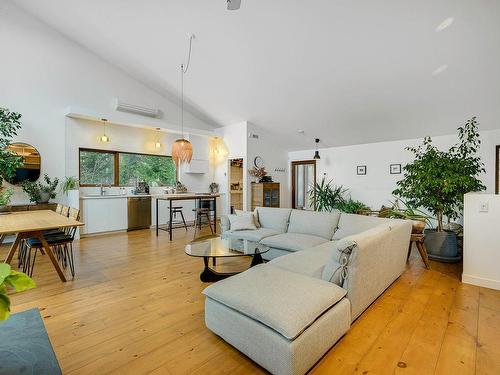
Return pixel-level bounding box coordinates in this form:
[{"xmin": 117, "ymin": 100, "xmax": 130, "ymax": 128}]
[{"xmin": 206, "ymin": 207, "xmax": 412, "ymax": 375}]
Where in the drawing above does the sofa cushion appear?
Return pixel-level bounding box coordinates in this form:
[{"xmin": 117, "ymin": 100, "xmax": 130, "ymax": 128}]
[
  {"xmin": 287, "ymin": 209, "xmax": 341, "ymax": 240},
  {"xmin": 235, "ymin": 209, "xmax": 260, "ymax": 228},
  {"xmin": 255, "ymin": 207, "xmax": 292, "ymax": 232},
  {"xmin": 228, "ymin": 214, "xmax": 257, "ymax": 231},
  {"xmin": 224, "ymin": 228, "xmax": 281, "ymax": 242},
  {"xmin": 333, "ymin": 213, "xmax": 390, "ymax": 240},
  {"xmin": 203, "ymin": 264, "xmax": 347, "ymax": 340},
  {"xmin": 269, "ymin": 242, "xmax": 336, "ymax": 279},
  {"xmin": 260, "ymin": 233, "xmax": 328, "ymax": 252}
]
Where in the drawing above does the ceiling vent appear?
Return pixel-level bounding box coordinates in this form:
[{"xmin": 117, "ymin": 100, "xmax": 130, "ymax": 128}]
[
  {"xmin": 114, "ymin": 99, "xmax": 161, "ymax": 118},
  {"xmin": 248, "ymin": 132, "xmax": 259, "ymax": 139}
]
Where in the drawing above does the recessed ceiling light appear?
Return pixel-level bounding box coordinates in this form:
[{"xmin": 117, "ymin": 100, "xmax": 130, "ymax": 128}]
[
  {"xmin": 436, "ymin": 17, "xmax": 454, "ymax": 32},
  {"xmin": 432, "ymin": 64, "xmax": 448, "ymax": 76}
]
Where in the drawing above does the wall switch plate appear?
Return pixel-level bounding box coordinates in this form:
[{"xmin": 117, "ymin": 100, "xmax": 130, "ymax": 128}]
[{"xmin": 480, "ymin": 201, "xmax": 489, "ymax": 212}]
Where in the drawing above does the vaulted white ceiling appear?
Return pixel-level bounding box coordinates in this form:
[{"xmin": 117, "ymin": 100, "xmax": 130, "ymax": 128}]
[{"xmin": 12, "ymin": 0, "xmax": 500, "ymax": 149}]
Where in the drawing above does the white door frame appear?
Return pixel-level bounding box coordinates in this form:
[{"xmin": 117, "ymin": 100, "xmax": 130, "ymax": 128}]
[{"xmin": 227, "ymin": 157, "xmax": 247, "ymax": 213}]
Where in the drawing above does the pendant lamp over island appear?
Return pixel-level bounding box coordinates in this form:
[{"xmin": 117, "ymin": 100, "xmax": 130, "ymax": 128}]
[{"xmin": 172, "ymin": 34, "xmax": 195, "ymax": 166}]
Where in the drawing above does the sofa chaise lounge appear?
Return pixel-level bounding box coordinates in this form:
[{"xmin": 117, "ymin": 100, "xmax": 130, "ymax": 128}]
[{"xmin": 204, "ymin": 207, "xmax": 412, "ymax": 375}]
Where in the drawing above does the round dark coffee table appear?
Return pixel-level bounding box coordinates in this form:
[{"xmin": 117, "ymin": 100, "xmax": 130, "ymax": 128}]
[{"xmin": 185, "ymin": 236, "xmax": 270, "ymax": 282}]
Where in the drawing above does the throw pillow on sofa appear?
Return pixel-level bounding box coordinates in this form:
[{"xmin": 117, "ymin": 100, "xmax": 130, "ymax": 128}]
[
  {"xmin": 228, "ymin": 214, "xmax": 257, "ymax": 231},
  {"xmin": 321, "ymin": 237, "xmax": 357, "ymax": 285},
  {"xmin": 235, "ymin": 209, "xmax": 260, "ymax": 228}
]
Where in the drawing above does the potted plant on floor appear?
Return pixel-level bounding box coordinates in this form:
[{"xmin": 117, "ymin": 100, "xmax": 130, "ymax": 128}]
[
  {"xmin": 0, "ymin": 263, "xmax": 35, "ymax": 321},
  {"xmin": 393, "ymin": 117, "xmax": 485, "ymax": 261},
  {"xmin": 309, "ymin": 177, "xmax": 346, "ymax": 212},
  {"xmin": 22, "ymin": 174, "xmax": 59, "ymax": 204}
]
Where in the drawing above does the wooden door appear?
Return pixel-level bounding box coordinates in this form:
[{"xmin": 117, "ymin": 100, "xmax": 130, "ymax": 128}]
[{"xmin": 291, "ymin": 160, "xmax": 316, "ymax": 209}]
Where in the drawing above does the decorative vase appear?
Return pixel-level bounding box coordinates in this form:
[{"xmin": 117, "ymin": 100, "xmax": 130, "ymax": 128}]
[
  {"xmin": 424, "ymin": 229, "xmax": 461, "ymax": 262},
  {"xmin": 38, "ymin": 192, "xmax": 51, "ymax": 203}
]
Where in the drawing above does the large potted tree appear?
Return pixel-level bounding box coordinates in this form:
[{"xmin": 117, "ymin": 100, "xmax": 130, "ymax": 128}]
[
  {"xmin": 393, "ymin": 117, "xmax": 485, "ymax": 262},
  {"xmin": 0, "ymin": 108, "xmax": 22, "ymax": 186}
]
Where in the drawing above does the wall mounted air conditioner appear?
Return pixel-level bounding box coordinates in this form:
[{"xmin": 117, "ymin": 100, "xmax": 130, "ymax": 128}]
[{"xmin": 114, "ymin": 99, "xmax": 161, "ymax": 118}]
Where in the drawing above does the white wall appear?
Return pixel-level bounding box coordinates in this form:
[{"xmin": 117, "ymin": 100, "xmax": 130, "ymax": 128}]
[
  {"xmin": 213, "ymin": 121, "xmax": 248, "ymax": 214},
  {"xmin": 463, "ymin": 193, "xmax": 500, "ymax": 290},
  {"xmin": 213, "ymin": 121, "xmax": 291, "ymax": 215},
  {"xmin": 289, "ymin": 129, "xmax": 500, "ymax": 210},
  {"xmin": 246, "ymin": 122, "xmax": 290, "ymax": 209},
  {"xmin": 0, "ymin": 1, "xmax": 214, "ymax": 204}
]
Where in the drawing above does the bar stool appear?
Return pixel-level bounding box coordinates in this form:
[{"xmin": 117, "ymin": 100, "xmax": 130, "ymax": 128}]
[
  {"xmin": 192, "ymin": 207, "xmax": 214, "ymax": 239},
  {"xmin": 169, "ymin": 206, "xmax": 188, "ymax": 231}
]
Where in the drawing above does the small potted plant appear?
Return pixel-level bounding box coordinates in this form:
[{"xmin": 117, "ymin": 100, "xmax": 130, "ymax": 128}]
[
  {"xmin": 62, "ymin": 176, "xmax": 79, "ymax": 207},
  {"xmin": 393, "ymin": 117, "xmax": 485, "ymax": 261},
  {"xmin": 0, "ymin": 262, "xmax": 36, "ymax": 320},
  {"xmin": 379, "ymin": 198, "xmax": 433, "ymax": 234},
  {"xmin": 22, "ymin": 174, "xmax": 59, "ymax": 203}
]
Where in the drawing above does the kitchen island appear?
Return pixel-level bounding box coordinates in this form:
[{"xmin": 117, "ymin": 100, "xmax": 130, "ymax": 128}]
[{"xmin": 155, "ymin": 193, "xmax": 220, "ymax": 240}]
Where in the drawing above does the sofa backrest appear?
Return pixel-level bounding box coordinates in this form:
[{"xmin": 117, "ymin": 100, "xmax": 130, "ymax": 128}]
[
  {"xmin": 332, "ymin": 213, "xmax": 392, "ymax": 240},
  {"xmin": 255, "ymin": 207, "xmax": 292, "ymax": 233},
  {"xmin": 287, "ymin": 209, "xmax": 341, "ymax": 240},
  {"xmin": 340, "ymin": 220, "xmax": 412, "ymax": 320}
]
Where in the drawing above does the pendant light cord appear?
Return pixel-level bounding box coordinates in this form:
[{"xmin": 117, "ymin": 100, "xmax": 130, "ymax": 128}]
[{"xmin": 180, "ymin": 34, "xmax": 194, "ymax": 139}]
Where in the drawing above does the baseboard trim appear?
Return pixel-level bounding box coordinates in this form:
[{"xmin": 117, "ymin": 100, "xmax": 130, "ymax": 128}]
[{"xmin": 462, "ymin": 274, "xmax": 500, "ymax": 291}]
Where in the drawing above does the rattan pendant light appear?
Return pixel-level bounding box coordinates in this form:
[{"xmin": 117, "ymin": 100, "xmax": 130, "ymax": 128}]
[{"xmin": 172, "ymin": 35, "xmax": 194, "ymax": 166}]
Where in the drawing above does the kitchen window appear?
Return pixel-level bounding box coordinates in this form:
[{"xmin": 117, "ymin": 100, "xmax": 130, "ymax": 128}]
[{"xmin": 79, "ymin": 148, "xmax": 176, "ymax": 187}]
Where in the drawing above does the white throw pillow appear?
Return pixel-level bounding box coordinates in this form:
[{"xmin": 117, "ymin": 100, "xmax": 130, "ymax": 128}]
[
  {"xmin": 228, "ymin": 214, "xmax": 258, "ymax": 231},
  {"xmin": 321, "ymin": 238, "xmax": 357, "ymax": 285},
  {"xmin": 235, "ymin": 209, "xmax": 261, "ymax": 228}
]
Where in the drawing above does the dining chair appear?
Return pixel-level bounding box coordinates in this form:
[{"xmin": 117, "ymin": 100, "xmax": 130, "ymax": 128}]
[{"xmin": 24, "ymin": 208, "xmax": 80, "ymax": 278}]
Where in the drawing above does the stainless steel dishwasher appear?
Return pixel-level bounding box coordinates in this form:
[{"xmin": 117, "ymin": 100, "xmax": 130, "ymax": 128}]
[{"xmin": 127, "ymin": 196, "xmax": 152, "ymax": 230}]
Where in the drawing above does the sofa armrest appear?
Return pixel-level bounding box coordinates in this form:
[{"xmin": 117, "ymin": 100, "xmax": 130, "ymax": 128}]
[
  {"xmin": 343, "ymin": 220, "xmax": 412, "ymax": 320},
  {"xmin": 220, "ymin": 214, "xmax": 231, "ymax": 232}
]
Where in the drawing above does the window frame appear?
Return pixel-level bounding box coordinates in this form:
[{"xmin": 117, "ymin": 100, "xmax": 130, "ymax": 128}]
[
  {"xmin": 78, "ymin": 147, "xmax": 176, "ymax": 187},
  {"xmin": 496, "ymin": 145, "xmax": 499, "ymax": 194}
]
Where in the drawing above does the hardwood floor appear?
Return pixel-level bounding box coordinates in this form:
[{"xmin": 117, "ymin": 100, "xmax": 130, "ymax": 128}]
[{"xmin": 1, "ymin": 228, "xmax": 499, "ymax": 375}]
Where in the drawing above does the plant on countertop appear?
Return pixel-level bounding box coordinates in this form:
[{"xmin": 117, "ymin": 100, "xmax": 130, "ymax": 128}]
[
  {"xmin": 61, "ymin": 176, "xmax": 79, "ymax": 195},
  {"xmin": 0, "ymin": 107, "xmax": 23, "ymax": 186},
  {"xmin": 392, "ymin": 117, "xmax": 485, "ymax": 232},
  {"xmin": 22, "ymin": 174, "xmax": 59, "ymax": 203},
  {"xmin": 0, "ymin": 263, "xmax": 36, "ymax": 320},
  {"xmin": 309, "ymin": 177, "xmax": 347, "ymax": 212}
]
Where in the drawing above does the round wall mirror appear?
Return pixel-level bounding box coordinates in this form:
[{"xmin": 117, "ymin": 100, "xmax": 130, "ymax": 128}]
[{"xmin": 5, "ymin": 143, "xmax": 41, "ymax": 185}]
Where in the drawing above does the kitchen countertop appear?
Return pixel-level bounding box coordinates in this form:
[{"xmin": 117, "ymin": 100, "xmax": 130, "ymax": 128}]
[{"xmin": 80, "ymin": 193, "xmax": 223, "ymax": 200}]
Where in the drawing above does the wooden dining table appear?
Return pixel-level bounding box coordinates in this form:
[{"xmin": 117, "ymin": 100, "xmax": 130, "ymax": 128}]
[{"xmin": 0, "ymin": 210, "xmax": 84, "ymax": 282}]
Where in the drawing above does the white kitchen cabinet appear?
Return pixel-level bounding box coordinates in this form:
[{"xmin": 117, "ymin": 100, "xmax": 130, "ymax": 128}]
[{"xmin": 80, "ymin": 197, "xmax": 128, "ymax": 234}]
